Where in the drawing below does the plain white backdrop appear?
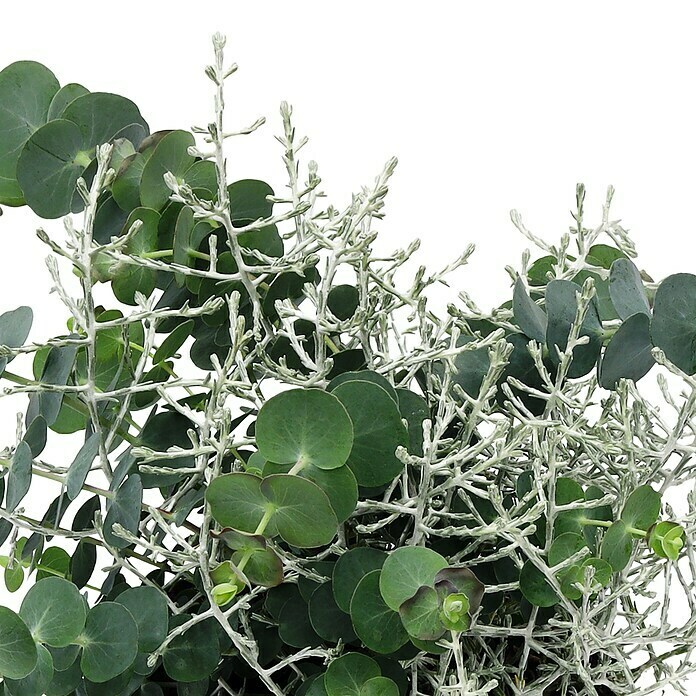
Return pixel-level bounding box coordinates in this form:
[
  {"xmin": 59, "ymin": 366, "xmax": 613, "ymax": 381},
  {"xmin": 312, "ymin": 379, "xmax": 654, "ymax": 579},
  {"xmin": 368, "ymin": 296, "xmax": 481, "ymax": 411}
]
[{"xmin": 1, "ymin": 2, "xmax": 695, "ymax": 691}]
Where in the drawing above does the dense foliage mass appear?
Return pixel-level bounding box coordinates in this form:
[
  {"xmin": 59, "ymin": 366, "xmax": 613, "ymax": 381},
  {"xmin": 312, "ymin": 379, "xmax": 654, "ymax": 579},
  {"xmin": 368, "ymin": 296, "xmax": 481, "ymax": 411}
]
[{"xmin": 0, "ymin": 34, "xmax": 695, "ymax": 696}]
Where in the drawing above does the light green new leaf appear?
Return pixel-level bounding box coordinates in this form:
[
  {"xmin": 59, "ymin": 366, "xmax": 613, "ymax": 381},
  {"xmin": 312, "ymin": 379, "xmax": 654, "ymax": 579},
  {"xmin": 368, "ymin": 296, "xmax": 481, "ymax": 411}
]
[
  {"xmin": 649, "ymin": 521, "xmax": 685, "ymax": 560},
  {"xmin": 608, "ymin": 258, "xmax": 651, "ymax": 320},
  {"xmin": 652, "ymin": 273, "xmax": 696, "ymax": 374},
  {"xmin": 350, "ymin": 570, "xmax": 409, "ymax": 654},
  {"xmin": 379, "ymin": 547, "xmax": 448, "ymax": 612},
  {"xmin": 0, "ymin": 61, "xmax": 59, "ymax": 205},
  {"xmin": 0, "ymin": 607, "xmax": 37, "ymax": 680},
  {"xmin": 79, "ymin": 602, "xmax": 138, "ymax": 683},
  {"xmin": 325, "ymin": 653, "xmax": 381, "ymax": 696},
  {"xmin": 19, "ymin": 577, "xmax": 86, "ymax": 647},
  {"xmin": 256, "ymin": 388, "xmax": 354, "ymax": 471}
]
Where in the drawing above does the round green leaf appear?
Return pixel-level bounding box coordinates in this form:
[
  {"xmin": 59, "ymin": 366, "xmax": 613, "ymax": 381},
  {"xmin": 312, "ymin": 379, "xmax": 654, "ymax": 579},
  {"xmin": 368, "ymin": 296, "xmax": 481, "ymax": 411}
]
[
  {"xmin": 379, "ymin": 547, "xmax": 448, "ymax": 612},
  {"xmin": 545, "ymin": 279, "xmax": 602, "ymax": 378},
  {"xmin": 608, "ymin": 258, "xmax": 650, "ymax": 321},
  {"xmin": 15, "ymin": 119, "xmax": 89, "ymax": 218},
  {"xmin": 45, "ymin": 651, "xmax": 81, "ymax": 695},
  {"xmin": 325, "ymin": 653, "xmax": 381, "ymax": 696},
  {"xmin": 19, "ymin": 577, "xmax": 86, "ymax": 647},
  {"xmin": 263, "ymin": 458, "xmax": 358, "ymax": 523},
  {"xmin": 548, "ymin": 532, "xmax": 587, "ymax": 567},
  {"xmin": 70, "ymin": 538, "xmax": 97, "ymax": 590},
  {"xmin": 308, "ymin": 582, "xmax": 357, "ymax": 644},
  {"xmin": 6, "ymin": 440, "xmax": 32, "ymax": 513},
  {"xmin": 519, "ymin": 561, "xmax": 558, "ymax": 608},
  {"xmin": 65, "ymin": 432, "xmax": 101, "ymax": 500},
  {"xmin": 115, "ymin": 586, "xmax": 168, "ymax": 653},
  {"xmin": 277, "ymin": 591, "xmax": 321, "ymax": 649},
  {"xmin": 652, "ymin": 273, "xmax": 696, "ymax": 374},
  {"xmin": 395, "ymin": 388, "xmax": 429, "ymax": 456},
  {"xmin": 80, "ymin": 602, "xmax": 138, "ymax": 683},
  {"xmin": 4, "ymin": 642, "xmax": 53, "ymax": 696},
  {"xmin": 0, "ymin": 61, "xmax": 59, "ymax": 205},
  {"xmin": 261, "ymin": 474, "xmax": 338, "ymax": 548},
  {"xmin": 360, "ymin": 677, "xmax": 399, "ymax": 696},
  {"xmin": 228, "ymin": 179, "xmax": 274, "ymax": 222},
  {"xmin": 0, "ymin": 607, "xmax": 37, "ymax": 680},
  {"xmin": 621, "ymin": 485, "xmax": 661, "ymax": 532},
  {"xmin": 450, "ymin": 337, "xmax": 490, "ymax": 397},
  {"xmin": 398, "ymin": 585, "xmax": 445, "ymax": 641},
  {"xmin": 333, "ymin": 547, "xmax": 387, "ymax": 613},
  {"xmin": 513, "ymin": 277, "xmax": 547, "ymax": 343},
  {"xmin": 111, "ymin": 207, "xmax": 160, "ymax": 305},
  {"xmin": 328, "ymin": 370, "xmax": 398, "ymax": 404},
  {"xmin": 333, "ymin": 380, "xmax": 408, "ymax": 486},
  {"xmin": 62, "ymin": 92, "xmax": 148, "ymax": 151},
  {"xmin": 328, "ymin": 284, "xmax": 360, "ymax": 321},
  {"xmin": 112, "ymin": 151, "xmax": 150, "ymax": 211},
  {"xmin": 600, "ymin": 520, "xmax": 633, "ymax": 572},
  {"xmin": 0, "ymin": 306, "xmax": 33, "ymax": 376},
  {"xmin": 47, "ymin": 83, "xmax": 89, "ymax": 121},
  {"xmin": 232, "ymin": 548, "xmax": 283, "ymax": 587},
  {"xmin": 350, "ymin": 569, "xmax": 408, "ymax": 653},
  {"xmin": 206, "ymin": 472, "xmax": 269, "ymax": 532},
  {"xmin": 103, "ymin": 474, "xmax": 143, "ymax": 549},
  {"xmin": 140, "ymin": 130, "xmax": 195, "ymax": 210},
  {"xmin": 598, "ymin": 312, "xmax": 655, "ymax": 389},
  {"xmin": 36, "ymin": 546, "xmax": 70, "ymax": 580},
  {"xmin": 256, "ymin": 388, "xmax": 354, "ymax": 470}
]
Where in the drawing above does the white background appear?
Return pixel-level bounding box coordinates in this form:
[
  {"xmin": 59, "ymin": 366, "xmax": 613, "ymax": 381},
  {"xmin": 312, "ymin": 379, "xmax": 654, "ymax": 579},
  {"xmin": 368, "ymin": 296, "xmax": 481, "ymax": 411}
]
[{"xmin": 1, "ymin": 1, "xmax": 695, "ymax": 691}]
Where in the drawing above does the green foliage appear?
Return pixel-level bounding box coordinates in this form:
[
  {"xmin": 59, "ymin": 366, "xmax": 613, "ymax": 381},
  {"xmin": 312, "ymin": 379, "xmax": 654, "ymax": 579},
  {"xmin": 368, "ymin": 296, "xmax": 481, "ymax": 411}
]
[{"xmin": 0, "ymin": 43, "xmax": 692, "ymax": 696}]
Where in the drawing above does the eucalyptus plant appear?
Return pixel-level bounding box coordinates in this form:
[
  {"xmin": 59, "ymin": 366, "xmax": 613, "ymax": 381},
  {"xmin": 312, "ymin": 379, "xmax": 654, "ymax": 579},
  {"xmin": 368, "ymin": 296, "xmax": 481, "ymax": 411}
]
[{"xmin": 0, "ymin": 33, "xmax": 694, "ymax": 696}]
